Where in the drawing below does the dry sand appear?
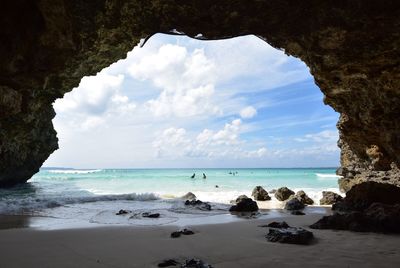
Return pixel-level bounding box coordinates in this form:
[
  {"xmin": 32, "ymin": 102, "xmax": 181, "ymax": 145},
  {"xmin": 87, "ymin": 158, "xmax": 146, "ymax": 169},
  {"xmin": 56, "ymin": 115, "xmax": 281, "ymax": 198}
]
[{"xmin": 1, "ymin": 213, "xmax": 400, "ymax": 268}]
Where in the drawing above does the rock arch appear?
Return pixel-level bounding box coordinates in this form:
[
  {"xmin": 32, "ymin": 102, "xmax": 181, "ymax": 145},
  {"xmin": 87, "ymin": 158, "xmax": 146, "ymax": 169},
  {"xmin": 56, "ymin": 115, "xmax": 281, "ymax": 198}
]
[{"xmin": 0, "ymin": 0, "xmax": 399, "ymax": 188}]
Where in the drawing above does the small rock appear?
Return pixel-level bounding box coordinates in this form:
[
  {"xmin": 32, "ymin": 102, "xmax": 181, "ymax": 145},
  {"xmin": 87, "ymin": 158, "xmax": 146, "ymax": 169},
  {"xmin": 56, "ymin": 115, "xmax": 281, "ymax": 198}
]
[
  {"xmin": 116, "ymin": 209, "xmax": 128, "ymax": 215},
  {"xmin": 295, "ymin": 190, "xmax": 314, "ymax": 205},
  {"xmin": 291, "ymin": 210, "xmax": 305, "ymax": 215},
  {"xmin": 184, "ymin": 199, "xmax": 211, "ymax": 211},
  {"xmin": 275, "ymin": 187, "xmax": 295, "ymax": 201},
  {"xmin": 170, "ymin": 231, "xmax": 182, "ymax": 238},
  {"xmin": 181, "ymin": 228, "xmax": 195, "ymax": 235},
  {"xmin": 181, "ymin": 192, "xmax": 197, "ymax": 201},
  {"xmin": 269, "ymin": 189, "xmax": 277, "ymax": 194},
  {"xmin": 215, "ymin": 185, "xmax": 219, "ymax": 188},
  {"xmin": 266, "ymin": 221, "xmax": 290, "ymax": 228},
  {"xmin": 285, "ymin": 197, "xmax": 305, "ymax": 210},
  {"xmin": 142, "ymin": 212, "xmax": 160, "ymax": 218},
  {"xmin": 171, "ymin": 228, "xmax": 195, "ymax": 238},
  {"xmin": 182, "ymin": 258, "xmax": 213, "ymax": 268},
  {"xmin": 320, "ymin": 191, "xmax": 343, "ymax": 205},
  {"xmin": 158, "ymin": 259, "xmax": 179, "ymax": 267},
  {"xmin": 251, "ymin": 186, "xmax": 271, "ymax": 201},
  {"xmin": 266, "ymin": 227, "xmax": 314, "ymax": 245},
  {"xmin": 229, "ymin": 196, "xmax": 259, "ymax": 212}
]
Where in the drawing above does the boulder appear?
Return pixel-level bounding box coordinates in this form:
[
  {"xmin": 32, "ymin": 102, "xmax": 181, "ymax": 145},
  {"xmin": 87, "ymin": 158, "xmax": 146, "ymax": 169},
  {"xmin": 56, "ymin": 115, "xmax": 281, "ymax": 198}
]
[
  {"xmin": 266, "ymin": 227, "xmax": 314, "ymax": 245},
  {"xmin": 333, "ymin": 181, "xmax": 400, "ymax": 211},
  {"xmin": 319, "ymin": 191, "xmax": 343, "ymax": 205},
  {"xmin": 310, "ymin": 203, "xmax": 400, "ymax": 233},
  {"xmin": 184, "ymin": 199, "xmax": 211, "ymax": 211},
  {"xmin": 181, "ymin": 192, "xmax": 197, "ymax": 201},
  {"xmin": 295, "ymin": 190, "xmax": 314, "ymax": 205},
  {"xmin": 284, "ymin": 197, "xmax": 305, "ymax": 210},
  {"xmin": 251, "ymin": 186, "xmax": 271, "ymax": 201},
  {"xmin": 275, "ymin": 187, "xmax": 295, "ymax": 201},
  {"xmin": 229, "ymin": 196, "xmax": 259, "ymax": 212}
]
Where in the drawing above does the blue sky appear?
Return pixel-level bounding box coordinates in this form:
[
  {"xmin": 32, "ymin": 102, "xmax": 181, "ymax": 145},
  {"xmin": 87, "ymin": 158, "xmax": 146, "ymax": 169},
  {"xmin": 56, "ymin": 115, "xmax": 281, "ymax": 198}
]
[{"xmin": 44, "ymin": 34, "xmax": 339, "ymax": 168}]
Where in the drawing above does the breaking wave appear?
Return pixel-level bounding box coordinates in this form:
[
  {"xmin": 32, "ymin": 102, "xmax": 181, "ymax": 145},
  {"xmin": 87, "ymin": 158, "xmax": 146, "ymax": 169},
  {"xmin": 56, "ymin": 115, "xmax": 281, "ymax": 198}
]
[
  {"xmin": 47, "ymin": 169, "xmax": 103, "ymax": 174},
  {"xmin": 0, "ymin": 192, "xmax": 159, "ymax": 215}
]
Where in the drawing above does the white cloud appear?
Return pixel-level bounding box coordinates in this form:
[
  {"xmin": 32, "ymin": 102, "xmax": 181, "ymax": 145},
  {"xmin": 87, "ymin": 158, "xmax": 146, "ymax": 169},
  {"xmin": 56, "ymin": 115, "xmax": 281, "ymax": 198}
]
[
  {"xmin": 240, "ymin": 106, "xmax": 257, "ymax": 119},
  {"xmin": 128, "ymin": 45, "xmax": 221, "ymax": 118},
  {"xmin": 153, "ymin": 119, "xmax": 267, "ymax": 160}
]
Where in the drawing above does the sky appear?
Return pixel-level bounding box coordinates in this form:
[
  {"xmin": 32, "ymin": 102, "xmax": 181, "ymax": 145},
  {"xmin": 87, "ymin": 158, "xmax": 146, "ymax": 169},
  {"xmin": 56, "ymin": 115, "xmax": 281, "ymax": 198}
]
[{"xmin": 44, "ymin": 34, "xmax": 340, "ymax": 168}]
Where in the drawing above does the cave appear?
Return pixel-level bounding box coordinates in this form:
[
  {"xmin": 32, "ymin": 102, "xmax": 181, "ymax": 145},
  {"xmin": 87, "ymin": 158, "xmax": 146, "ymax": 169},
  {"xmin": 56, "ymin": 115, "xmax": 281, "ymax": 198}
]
[{"xmin": 0, "ymin": 0, "xmax": 399, "ymax": 190}]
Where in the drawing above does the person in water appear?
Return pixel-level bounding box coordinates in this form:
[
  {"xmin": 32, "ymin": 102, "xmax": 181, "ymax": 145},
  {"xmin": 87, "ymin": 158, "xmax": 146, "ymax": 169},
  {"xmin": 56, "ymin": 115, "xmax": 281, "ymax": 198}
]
[
  {"xmin": 203, "ymin": 173, "xmax": 206, "ymax": 179},
  {"xmin": 191, "ymin": 173, "xmax": 195, "ymax": 178}
]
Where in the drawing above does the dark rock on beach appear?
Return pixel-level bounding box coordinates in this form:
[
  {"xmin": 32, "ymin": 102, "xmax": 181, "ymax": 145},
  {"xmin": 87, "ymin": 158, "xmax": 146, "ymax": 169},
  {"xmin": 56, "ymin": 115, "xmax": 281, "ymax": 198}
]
[
  {"xmin": 320, "ymin": 191, "xmax": 343, "ymax": 205},
  {"xmin": 291, "ymin": 210, "xmax": 305, "ymax": 215},
  {"xmin": 158, "ymin": 259, "xmax": 179, "ymax": 267},
  {"xmin": 116, "ymin": 209, "xmax": 128, "ymax": 215},
  {"xmin": 265, "ymin": 221, "xmax": 290, "ymax": 228},
  {"xmin": 295, "ymin": 190, "xmax": 314, "ymax": 205},
  {"xmin": 184, "ymin": 199, "xmax": 211, "ymax": 211},
  {"xmin": 312, "ymin": 182, "xmax": 400, "ymax": 233},
  {"xmin": 333, "ymin": 181, "xmax": 400, "ymax": 212},
  {"xmin": 251, "ymin": 186, "xmax": 271, "ymax": 201},
  {"xmin": 171, "ymin": 228, "xmax": 195, "ymax": 238},
  {"xmin": 266, "ymin": 227, "xmax": 314, "ymax": 245},
  {"xmin": 229, "ymin": 196, "xmax": 259, "ymax": 212},
  {"xmin": 284, "ymin": 197, "xmax": 305, "ymax": 211},
  {"xmin": 275, "ymin": 187, "xmax": 295, "ymax": 201},
  {"xmin": 182, "ymin": 258, "xmax": 213, "ymax": 268},
  {"xmin": 269, "ymin": 189, "xmax": 277, "ymax": 194},
  {"xmin": 142, "ymin": 212, "xmax": 160, "ymax": 218},
  {"xmin": 310, "ymin": 203, "xmax": 400, "ymax": 233}
]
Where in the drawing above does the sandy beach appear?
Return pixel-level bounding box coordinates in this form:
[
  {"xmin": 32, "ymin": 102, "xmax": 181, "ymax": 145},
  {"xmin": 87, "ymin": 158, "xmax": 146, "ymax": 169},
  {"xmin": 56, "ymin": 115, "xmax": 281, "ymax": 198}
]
[{"xmin": 1, "ymin": 213, "xmax": 400, "ymax": 268}]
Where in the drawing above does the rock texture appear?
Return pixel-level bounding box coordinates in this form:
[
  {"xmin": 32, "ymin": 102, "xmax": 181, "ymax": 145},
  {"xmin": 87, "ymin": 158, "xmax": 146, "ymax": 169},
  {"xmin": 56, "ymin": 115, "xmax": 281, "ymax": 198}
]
[
  {"xmin": 294, "ymin": 190, "xmax": 314, "ymax": 205},
  {"xmin": 319, "ymin": 191, "xmax": 343, "ymax": 205},
  {"xmin": 251, "ymin": 186, "xmax": 271, "ymax": 201},
  {"xmin": 1, "ymin": 1, "xmax": 399, "ymax": 187},
  {"xmin": 311, "ymin": 182, "xmax": 400, "ymax": 233},
  {"xmin": 275, "ymin": 187, "xmax": 295, "ymax": 201}
]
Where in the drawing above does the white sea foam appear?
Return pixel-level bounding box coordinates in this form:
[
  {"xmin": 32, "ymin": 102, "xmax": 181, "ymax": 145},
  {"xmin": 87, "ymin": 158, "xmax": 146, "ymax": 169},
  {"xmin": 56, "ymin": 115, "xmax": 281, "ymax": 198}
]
[
  {"xmin": 0, "ymin": 192, "xmax": 159, "ymax": 214},
  {"xmin": 315, "ymin": 173, "xmax": 342, "ymax": 178},
  {"xmin": 47, "ymin": 169, "xmax": 103, "ymax": 174}
]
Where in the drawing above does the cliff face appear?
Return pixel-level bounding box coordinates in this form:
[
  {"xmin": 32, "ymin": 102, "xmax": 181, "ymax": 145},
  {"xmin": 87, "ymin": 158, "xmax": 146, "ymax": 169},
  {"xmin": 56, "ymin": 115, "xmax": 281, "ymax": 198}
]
[{"xmin": 0, "ymin": 0, "xmax": 399, "ymax": 188}]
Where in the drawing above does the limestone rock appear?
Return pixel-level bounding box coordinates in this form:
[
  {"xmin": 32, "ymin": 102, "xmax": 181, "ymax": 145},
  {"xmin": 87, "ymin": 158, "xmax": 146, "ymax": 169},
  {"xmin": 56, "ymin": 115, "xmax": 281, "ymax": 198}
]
[
  {"xmin": 251, "ymin": 186, "xmax": 271, "ymax": 201},
  {"xmin": 295, "ymin": 190, "xmax": 314, "ymax": 205},
  {"xmin": 1, "ymin": 1, "xmax": 400, "ymax": 188},
  {"xmin": 333, "ymin": 181, "xmax": 400, "ymax": 212},
  {"xmin": 320, "ymin": 191, "xmax": 343, "ymax": 205},
  {"xmin": 266, "ymin": 227, "xmax": 314, "ymax": 245},
  {"xmin": 275, "ymin": 187, "xmax": 295, "ymax": 201},
  {"xmin": 229, "ymin": 196, "xmax": 259, "ymax": 212},
  {"xmin": 284, "ymin": 197, "xmax": 305, "ymax": 211}
]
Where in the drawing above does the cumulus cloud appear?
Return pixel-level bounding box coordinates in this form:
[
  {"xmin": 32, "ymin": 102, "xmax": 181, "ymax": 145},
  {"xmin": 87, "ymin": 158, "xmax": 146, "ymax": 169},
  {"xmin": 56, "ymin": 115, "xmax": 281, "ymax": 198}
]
[
  {"xmin": 240, "ymin": 106, "xmax": 257, "ymax": 119},
  {"xmin": 128, "ymin": 45, "xmax": 221, "ymax": 118},
  {"xmin": 153, "ymin": 119, "xmax": 267, "ymax": 160},
  {"xmin": 53, "ymin": 71, "xmax": 136, "ymax": 130}
]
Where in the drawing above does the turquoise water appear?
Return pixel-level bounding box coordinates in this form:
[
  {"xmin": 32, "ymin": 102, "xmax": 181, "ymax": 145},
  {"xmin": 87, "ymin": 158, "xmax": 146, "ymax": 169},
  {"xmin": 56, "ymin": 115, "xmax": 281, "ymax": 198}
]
[{"xmin": 0, "ymin": 168, "xmax": 340, "ymax": 228}]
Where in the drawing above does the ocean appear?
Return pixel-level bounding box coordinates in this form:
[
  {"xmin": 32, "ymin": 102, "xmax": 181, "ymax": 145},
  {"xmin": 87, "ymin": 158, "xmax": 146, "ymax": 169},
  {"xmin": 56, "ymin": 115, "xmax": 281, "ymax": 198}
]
[{"xmin": 0, "ymin": 168, "xmax": 341, "ymax": 229}]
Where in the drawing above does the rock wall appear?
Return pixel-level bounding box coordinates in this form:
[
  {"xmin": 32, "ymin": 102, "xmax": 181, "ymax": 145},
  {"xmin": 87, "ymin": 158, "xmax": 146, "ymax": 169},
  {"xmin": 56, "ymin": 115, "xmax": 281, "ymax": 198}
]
[{"xmin": 1, "ymin": 0, "xmax": 399, "ymax": 188}]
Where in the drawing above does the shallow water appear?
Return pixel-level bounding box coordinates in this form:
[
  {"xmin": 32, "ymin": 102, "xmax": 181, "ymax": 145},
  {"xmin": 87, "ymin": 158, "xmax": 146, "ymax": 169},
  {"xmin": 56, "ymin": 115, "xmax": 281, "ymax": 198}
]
[{"xmin": 0, "ymin": 168, "xmax": 340, "ymax": 229}]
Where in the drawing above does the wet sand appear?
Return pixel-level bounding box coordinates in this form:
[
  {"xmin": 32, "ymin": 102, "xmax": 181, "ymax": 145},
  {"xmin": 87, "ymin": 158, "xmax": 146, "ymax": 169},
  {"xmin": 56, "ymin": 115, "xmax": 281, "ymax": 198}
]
[{"xmin": 1, "ymin": 213, "xmax": 400, "ymax": 267}]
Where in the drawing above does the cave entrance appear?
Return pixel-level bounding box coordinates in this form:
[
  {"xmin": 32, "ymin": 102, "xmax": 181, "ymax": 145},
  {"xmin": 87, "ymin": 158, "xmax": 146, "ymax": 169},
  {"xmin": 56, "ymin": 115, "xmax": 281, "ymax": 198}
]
[{"xmin": 44, "ymin": 34, "xmax": 339, "ymax": 169}]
